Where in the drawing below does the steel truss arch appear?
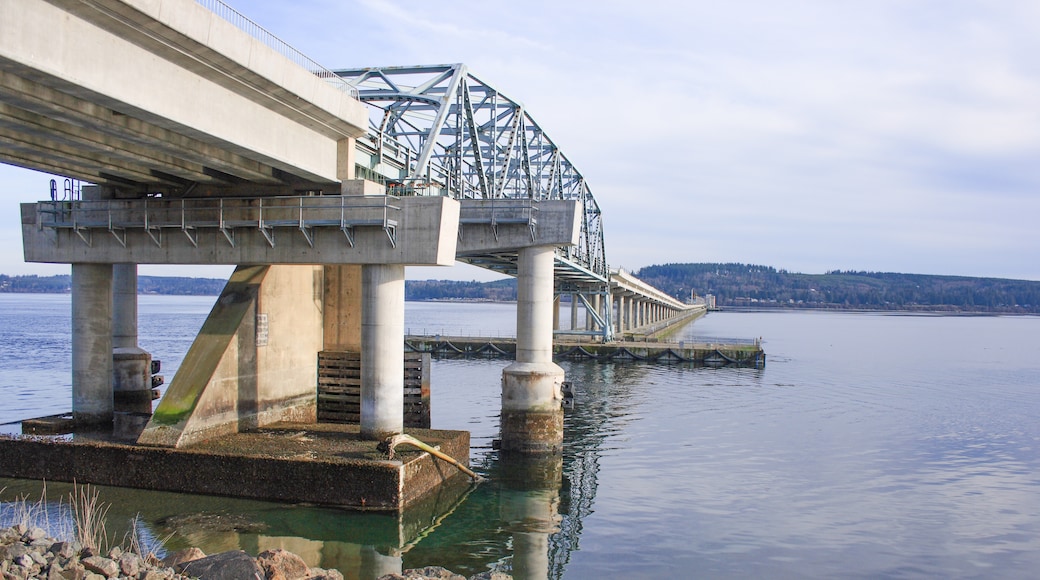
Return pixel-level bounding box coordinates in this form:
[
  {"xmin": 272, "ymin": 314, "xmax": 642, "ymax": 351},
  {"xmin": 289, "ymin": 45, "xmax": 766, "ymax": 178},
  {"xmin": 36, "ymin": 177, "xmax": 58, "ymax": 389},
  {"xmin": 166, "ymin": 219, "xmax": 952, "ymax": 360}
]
[{"xmin": 335, "ymin": 64, "xmax": 608, "ymax": 283}]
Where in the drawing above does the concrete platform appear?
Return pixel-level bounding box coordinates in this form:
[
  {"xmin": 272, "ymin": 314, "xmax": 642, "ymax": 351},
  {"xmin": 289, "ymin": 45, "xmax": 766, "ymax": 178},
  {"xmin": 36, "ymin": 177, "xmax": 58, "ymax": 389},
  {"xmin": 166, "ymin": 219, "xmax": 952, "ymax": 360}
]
[
  {"xmin": 0, "ymin": 421, "xmax": 471, "ymax": 512},
  {"xmin": 405, "ymin": 335, "xmax": 766, "ymax": 368}
]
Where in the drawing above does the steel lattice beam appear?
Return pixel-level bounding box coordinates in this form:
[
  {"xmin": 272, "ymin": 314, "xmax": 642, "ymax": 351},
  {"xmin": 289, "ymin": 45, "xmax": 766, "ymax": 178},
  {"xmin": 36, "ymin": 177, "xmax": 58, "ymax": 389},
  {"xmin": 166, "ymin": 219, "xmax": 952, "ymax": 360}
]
[{"xmin": 335, "ymin": 64, "xmax": 608, "ymax": 283}]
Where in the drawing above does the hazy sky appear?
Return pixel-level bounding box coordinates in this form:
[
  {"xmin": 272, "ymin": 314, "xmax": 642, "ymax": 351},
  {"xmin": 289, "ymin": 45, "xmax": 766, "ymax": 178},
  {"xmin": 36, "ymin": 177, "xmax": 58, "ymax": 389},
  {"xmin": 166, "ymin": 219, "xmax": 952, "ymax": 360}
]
[{"xmin": 2, "ymin": 0, "xmax": 1038, "ymax": 281}]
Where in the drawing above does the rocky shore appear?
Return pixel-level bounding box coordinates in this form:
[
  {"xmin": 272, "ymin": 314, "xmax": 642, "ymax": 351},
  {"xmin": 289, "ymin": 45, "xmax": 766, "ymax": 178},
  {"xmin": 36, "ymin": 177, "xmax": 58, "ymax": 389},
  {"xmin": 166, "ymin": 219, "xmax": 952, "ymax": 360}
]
[{"xmin": 0, "ymin": 524, "xmax": 508, "ymax": 580}]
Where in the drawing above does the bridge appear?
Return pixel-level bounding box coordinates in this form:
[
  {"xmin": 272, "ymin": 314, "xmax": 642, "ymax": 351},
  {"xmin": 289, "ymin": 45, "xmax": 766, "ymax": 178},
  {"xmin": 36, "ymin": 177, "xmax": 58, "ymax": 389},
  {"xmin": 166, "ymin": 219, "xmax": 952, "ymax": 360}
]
[{"xmin": 1, "ymin": 0, "xmax": 704, "ymax": 455}]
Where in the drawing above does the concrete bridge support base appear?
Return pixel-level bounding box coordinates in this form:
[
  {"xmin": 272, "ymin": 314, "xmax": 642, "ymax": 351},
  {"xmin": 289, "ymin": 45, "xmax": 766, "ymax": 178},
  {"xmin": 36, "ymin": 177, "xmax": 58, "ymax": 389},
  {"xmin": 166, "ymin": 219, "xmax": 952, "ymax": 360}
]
[
  {"xmin": 138, "ymin": 264, "xmax": 322, "ymax": 448},
  {"xmin": 501, "ymin": 245, "xmax": 564, "ymax": 454},
  {"xmin": 72, "ymin": 263, "xmax": 113, "ymax": 425},
  {"xmin": 360, "ymin": 264, "xmax": 405, "ymax": 440}
]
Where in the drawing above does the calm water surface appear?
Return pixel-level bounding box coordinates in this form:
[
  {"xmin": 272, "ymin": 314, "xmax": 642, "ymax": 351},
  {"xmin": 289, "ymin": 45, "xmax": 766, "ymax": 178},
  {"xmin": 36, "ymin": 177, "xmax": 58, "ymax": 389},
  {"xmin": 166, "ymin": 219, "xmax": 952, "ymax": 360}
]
[{"xmin": 2, "ymin": 295, "xmax": 1039, "ymax": 579}]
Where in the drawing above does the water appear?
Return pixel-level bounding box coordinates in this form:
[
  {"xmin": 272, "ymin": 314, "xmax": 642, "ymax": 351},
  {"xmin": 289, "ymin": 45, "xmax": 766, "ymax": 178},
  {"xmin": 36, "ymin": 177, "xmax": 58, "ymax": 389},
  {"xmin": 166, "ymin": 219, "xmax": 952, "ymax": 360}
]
[{"xmin": 2, "ymin": 295, "xmax": 1039, "ymax": 578}]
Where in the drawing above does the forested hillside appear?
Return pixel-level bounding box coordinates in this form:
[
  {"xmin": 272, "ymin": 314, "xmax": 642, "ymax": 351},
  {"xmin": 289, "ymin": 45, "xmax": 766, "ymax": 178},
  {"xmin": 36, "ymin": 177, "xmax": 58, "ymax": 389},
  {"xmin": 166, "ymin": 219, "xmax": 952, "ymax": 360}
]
[
  {"xmin": 0, "ymin": 274, "xmax": 226, "ymax": 295},
  {"xmin": 7, "ymin": 266, "xmax": 1038, "ymax": 313},
  {"xmin": 635, "ymin": 263, "xmax": 1040, "ymax": 314},
  {"xmin": 405, "ymin": 278, "xmax": 517, "ymax": 301}
]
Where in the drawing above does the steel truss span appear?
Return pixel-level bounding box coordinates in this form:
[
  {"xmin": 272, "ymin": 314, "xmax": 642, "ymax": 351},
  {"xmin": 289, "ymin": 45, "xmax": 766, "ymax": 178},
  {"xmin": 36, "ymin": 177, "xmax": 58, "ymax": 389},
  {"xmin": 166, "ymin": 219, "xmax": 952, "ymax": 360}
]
[{"xmin": 335, "ymin": 64, "xmax": 607, "ymax": 283}]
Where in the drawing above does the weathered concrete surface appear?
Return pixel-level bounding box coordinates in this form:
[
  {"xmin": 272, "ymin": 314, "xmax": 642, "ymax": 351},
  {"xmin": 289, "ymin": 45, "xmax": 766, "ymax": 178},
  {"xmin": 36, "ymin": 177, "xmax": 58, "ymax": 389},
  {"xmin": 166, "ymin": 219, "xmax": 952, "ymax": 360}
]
[
  {"xmin": 21, "ymin": 196, "xmax": 461, "ymax": 266},
  {"xmin": 361, "ymin": 265, "xmax": 405, "ymax": 440},
  {"xmin": 0, "ymin": 423, "xmax": 471, "ymax": 511},
  {"xmin": 324, "ymin": 264, "xmax": 363, "ymax": 352},
  {"xmin": 455, "ymin": 200, "xmax": 580, "ymax": 254},
  {"xmin": 138, "ymin": 264, "xmax": 323, "ymax": 448},
  {"xmin": 0, "ymin": 0, "xmax": 367, "ymax": 185},
  {"xmin": 71, "ymin": 263, "xmax": 113, "ymax": 425},
  {"xmin": 501, "ymin": 246, "xmax": 565, "ymax": 454}
]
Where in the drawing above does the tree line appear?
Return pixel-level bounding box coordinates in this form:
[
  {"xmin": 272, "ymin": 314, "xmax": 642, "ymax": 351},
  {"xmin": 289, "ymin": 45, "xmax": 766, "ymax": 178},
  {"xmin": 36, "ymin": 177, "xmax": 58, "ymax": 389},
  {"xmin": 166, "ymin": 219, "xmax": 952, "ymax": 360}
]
[
  {"xmin": 0, "ymin": 273, "xmax": 517, "ymax": 300},
  {"xmin": 7, "ymin": 265, "xmax": 1038, "ymax": 313},
  {"xmin": 0, "ymin": 274, "xmax": 226, "ymax": 295},
  {"xmin": 635, "ymin": 263, "xmax": 1040, "ymax": 314}
]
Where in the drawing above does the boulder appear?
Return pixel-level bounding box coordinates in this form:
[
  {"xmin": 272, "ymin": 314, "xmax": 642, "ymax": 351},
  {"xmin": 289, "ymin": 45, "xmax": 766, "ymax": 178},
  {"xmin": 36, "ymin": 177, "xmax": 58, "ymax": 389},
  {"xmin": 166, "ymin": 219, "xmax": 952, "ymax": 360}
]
[
  {"xmin": 178, "ymin": 550, "xmax": 265, "ymax": 580},
  {"xmin": 306, "ymin": 567, "xmax": 345, "ymax": 580},
  {"xmin": 162, "ymin": 547, "xmax": 206, "ymax": 569},
  {"xmin": 50, "ymin": 541, "xmax": 78, "ymax": 560},
  {"xmin": 256, "ymin": 549, "xmax": 310, "ymax": 580},
  {"xmin": 118, "ymin": 552, "xmax": 142, "ymax": 577},
  {"xmin": 82, "ymin": 555, "xmax": 119, "ymax": 577}
]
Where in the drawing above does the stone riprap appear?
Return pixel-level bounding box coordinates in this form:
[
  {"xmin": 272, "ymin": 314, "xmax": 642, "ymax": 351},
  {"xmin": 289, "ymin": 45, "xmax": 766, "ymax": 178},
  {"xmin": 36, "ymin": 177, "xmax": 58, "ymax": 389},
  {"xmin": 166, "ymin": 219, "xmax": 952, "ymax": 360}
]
[{"xmin": 0, "ymin": 525, "xmax": 344, "ymax": 580}]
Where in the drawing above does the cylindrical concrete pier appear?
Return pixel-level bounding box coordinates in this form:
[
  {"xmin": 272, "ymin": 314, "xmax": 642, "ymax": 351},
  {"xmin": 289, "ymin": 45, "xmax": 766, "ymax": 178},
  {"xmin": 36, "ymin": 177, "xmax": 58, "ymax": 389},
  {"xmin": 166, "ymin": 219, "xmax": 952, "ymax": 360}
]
[
  {"xmin": 502, "ymin": 245, "xmax": 564, "ymax": 454},
  {"xmin": 360, "ymin": 264, "xmax": 405, "ymax": 440},
  {"xmin": 112, "ymin": 264, "xmax": 152, "ymax": 413},
  {"xmin": 112, "ymin": 263, "xmax": 137, "ymax": 349},
  {"xmin": 570, "ymin": 293, "xmax": 579, "ymax": 330},
  {"xmin": 72, "ymin": 263, "xmax": 114, "ymax": 425}
]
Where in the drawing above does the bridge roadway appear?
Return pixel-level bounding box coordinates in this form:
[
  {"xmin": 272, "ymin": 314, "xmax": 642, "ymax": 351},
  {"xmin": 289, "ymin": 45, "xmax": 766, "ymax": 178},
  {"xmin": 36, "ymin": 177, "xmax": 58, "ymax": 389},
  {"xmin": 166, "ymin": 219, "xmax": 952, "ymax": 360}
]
[{"xmin": 2, "ymin": 0, "xmax": 703, "ymax": 458}]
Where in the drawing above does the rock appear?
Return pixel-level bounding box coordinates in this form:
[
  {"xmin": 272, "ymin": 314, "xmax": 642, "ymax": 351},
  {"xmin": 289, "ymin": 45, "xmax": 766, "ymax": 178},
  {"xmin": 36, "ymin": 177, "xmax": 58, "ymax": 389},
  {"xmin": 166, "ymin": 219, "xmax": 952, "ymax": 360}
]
[
  {"xmin": 85, "ymin": 573, "xmax": 107, "ymax": 580},
  {"xmin": 256, "ymin": 548, "xmax": 310, "ymax": 580},
  {"xmin": 162, "ymin": 547, "xmax": 205, "ymax": 569},
  {"xmin": 178, "ymin": 550, "xmax": 265, "ymax": 580},
  {"xmin": 1, "ymin": 526, "xmax": 21, "ymax": 543},
  {"xmin": 7, "ymin": 564, "xmax": 31, "ymax": 580},
  {"xmin": 82, "ymin": 555, "xmax": 120, "ymax": 578},
  {"xmin": 47, "ymin": 562, "xmax": 68, "ymax": 580},
  {"xmin": 1, "ymin": 541, "xmax": 29, "ymax": 561},
  {"xmin": 379, "ymin": 567, "xmax": 467, "ymax": 580},
  {"xmin": 138, "ymin": 570, "xmax": 171, "ymax": 580},
  {"xmin": 23, "ymin": 527, "xmax": 48, "ymax": 542},
  {"xmin": 107, "ymin": 546, "xmax": 122, "ymax": 560},
  {"xmin": 15, "ymin": 553, "xmax": 34, "ymax": 568},
  {"xmin": 51, "ymin": 541, "xmax": 78, "ymax": 560},
  {"xmin": 305, "ymin": 568, "xmax": 345, "ymax": 580},
  {"xmin": 59, "ymin": 562, "xmax": 89, "ymax": 580},
  {"xmin": 30, "ymin": 549, "xmax": 50, "ymax": 566},
  {"xmin": 119, "ymin": 553, "xmax": 142, "ymax": 577},
  {"xmin": 468, "ymin": 572, "xmax": 512, "ymax": 580}
]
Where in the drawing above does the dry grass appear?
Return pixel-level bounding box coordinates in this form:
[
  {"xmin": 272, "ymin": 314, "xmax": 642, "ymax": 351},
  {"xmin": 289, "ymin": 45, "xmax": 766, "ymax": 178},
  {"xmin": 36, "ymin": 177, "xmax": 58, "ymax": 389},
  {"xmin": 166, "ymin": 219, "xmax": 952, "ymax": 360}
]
[
  {"xmin": 65, "ymin": 483, "xmax": 110, "ymax": 552},
  {"xmin": 2, "ymin": 483, "xmax": 168, "ymax": 558}
]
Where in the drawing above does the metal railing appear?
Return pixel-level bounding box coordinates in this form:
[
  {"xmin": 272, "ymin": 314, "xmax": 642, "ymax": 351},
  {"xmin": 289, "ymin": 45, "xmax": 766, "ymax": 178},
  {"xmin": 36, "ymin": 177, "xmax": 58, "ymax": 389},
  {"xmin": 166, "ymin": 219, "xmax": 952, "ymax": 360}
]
[
  {"xmin": 458, "ymin": 199, "xmax": 538, "ymax": 241},
  {"xmin": 193, "ymin": 0, "xmax": 359, "ymax": 99},
  {"xmin": 36, "ymin": 195, "xmax": 399, "ymax": 249}
]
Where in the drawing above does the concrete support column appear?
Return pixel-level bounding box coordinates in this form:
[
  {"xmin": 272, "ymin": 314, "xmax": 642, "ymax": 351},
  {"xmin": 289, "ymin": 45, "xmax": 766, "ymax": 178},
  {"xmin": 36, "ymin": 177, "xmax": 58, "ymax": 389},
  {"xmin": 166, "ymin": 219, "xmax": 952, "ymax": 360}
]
[
  {"xmin": 502, "ymin": 245, "xmax": 564, "ymax": 454},
  {"xmin": 72, "ymin": 263, "xmax": 114, "ymax": 425},
  {"xmin": 587, "ymin": 294, "xmax": 598, "ymax": 331},
  {"xmin": 112, "ymin": 264, "xmax": 152, "ymax": 413},
  {"xmin": 617, "ymin": 295, "xmax": 626, "ymax": 333},
  {"xmin": 552, "ymin": 295, "xmax": 560, "ymax": 331},
  {"xmin": 112, "ymin": 264, "xmax": 136, "ymax": 349},
  {"xmin": 360, "ymin": 264, "xmax": 405, "ymax": 440},
  {"xmin": 570, "ymin": 293, "xmax": 579, "ymax": 330}
]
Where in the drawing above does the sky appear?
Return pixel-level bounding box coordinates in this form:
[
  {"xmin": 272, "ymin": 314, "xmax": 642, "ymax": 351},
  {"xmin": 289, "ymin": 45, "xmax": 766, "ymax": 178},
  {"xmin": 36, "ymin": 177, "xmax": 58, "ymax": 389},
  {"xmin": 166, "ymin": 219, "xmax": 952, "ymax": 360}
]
[{"xmin": 2, "ymin": 0, "xmax": 1039, "ymax": 281}]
